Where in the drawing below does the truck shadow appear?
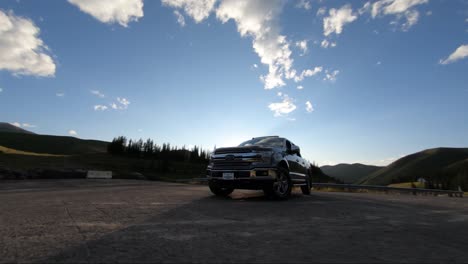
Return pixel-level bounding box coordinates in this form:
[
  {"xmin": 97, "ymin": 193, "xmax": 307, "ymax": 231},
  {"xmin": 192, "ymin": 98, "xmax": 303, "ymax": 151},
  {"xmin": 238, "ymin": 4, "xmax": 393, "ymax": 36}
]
[
  {"xmin": 37, "ymin": 192, "xmax": 339, "ymax": 263},
  {"xmin": 209, "ymin": 189, "xmax": 306, "ymax": 202}
]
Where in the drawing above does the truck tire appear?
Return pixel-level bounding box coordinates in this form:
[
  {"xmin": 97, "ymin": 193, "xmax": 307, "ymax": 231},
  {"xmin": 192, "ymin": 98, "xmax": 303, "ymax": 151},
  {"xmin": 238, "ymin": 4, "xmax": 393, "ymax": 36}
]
[
  {"xmin": 209, "ymin": 181, "xmax": 234, "ymax": 197},
  {"xmin": 264, "ymin": 167, "xmax": 292, "ymax": 199}
]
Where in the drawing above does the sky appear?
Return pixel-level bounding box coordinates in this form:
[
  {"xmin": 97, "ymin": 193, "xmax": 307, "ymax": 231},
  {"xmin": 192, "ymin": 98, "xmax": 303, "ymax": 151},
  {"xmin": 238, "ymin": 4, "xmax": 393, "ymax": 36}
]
[{"xmin": 0, "ymin": 0, "xmax": 467, "ymax": 166}]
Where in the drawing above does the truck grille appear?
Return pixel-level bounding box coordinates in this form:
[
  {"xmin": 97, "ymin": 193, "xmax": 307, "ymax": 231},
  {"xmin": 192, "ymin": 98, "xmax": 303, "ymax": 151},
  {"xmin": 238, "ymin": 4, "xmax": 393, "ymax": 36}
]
[
  {"xmin": 212, "ymin": 160, "xmax": 251, "ymax": 170},
  {"xmin": 215, "ymin": 148, "xmax": 253, "ymax": 154}
]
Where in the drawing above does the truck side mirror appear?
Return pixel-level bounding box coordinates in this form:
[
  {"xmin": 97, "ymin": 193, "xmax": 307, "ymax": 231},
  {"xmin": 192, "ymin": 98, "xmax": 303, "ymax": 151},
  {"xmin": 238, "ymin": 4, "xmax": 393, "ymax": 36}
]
[{"xmin": 291, "ymin": 145, "xmax": 300, "ymax": 155}]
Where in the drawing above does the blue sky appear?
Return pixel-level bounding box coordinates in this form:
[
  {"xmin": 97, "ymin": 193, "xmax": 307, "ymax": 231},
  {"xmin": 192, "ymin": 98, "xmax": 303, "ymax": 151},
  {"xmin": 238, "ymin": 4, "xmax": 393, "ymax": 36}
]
[{"xmin": 0, "ymin": 0, "xmax": 467, "ymax": 166}]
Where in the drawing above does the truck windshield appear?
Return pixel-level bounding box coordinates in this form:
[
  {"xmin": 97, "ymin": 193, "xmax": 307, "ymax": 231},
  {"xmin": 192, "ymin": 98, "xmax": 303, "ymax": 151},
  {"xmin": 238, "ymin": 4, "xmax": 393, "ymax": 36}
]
[{"xmin": 238, "ymin": 137, "xmax": 284, "ymax": 148}]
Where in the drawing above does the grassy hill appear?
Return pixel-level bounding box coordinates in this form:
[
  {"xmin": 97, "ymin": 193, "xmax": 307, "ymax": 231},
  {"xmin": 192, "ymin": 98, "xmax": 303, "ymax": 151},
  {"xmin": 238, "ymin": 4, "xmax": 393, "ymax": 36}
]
[
  {"xmin": 0, "ymin": 126, "xmax": 206, "ymax": 180},
  {"xmin": 361, "ymin": 148, "xmax": 468, "ymax": 190},
  {"xmin": 321, "ymin": 163, "xmax": 382, "ymax": 184},
  {"xmin": 0, "ymin": 146, "xmax": 65, "ymax": 157},
  {"xmin": 0, "ymin": 122, "xmax": 35, "ymax": 134},
  {"xmin": 0, "ymin": 132, "xmax": 108, "ymax": 155}
]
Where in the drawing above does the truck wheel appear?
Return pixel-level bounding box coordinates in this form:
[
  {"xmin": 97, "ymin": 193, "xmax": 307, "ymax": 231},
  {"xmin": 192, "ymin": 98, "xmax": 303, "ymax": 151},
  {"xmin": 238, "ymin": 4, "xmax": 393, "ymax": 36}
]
[
  {"xmin": 268, "ymin": 167, "xmax": 292, "ymax": 199},
  {"xmin": 209, "ymin": 181, "xmax": 234, "ymax": 197},
  {"xmin": 301, "ymin": 174, "xmax": 311, "ymax": 195}
]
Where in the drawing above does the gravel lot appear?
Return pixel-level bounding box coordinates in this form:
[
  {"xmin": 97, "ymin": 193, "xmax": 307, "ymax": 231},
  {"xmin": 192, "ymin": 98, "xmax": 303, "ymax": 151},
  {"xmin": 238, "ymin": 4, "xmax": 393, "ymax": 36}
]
[{"xmin": 0, "ymin": 180, "xmax": 467, "ymax": 263}]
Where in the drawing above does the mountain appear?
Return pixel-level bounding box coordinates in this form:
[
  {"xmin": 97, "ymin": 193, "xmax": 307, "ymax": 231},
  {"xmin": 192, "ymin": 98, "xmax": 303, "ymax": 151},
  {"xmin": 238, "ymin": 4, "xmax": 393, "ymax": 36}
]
[
  {"xmin": 310, "ymin": 164, "xmax": 342, "ymax": 183},
  {"xmin": 0, "ymin": 132, "xmax": 108, "ymax": 155},
  {"xmin": 0, "ymin": 122, "xmax": 35, "ymax": 134},
  {"xmin": 361, "ymin": 147, "xmax": 468, "ymax": 190},
  {"xmin": 321, "ymin": 163, "xmax": 382, "ymax": 184}
]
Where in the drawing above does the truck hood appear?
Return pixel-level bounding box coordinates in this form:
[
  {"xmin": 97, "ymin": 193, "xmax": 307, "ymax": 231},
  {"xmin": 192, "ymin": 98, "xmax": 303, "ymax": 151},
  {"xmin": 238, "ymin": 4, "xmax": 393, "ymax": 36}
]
[{"xmin": 214, "ymin": 146, "xmax": 275, "ymax": 155}]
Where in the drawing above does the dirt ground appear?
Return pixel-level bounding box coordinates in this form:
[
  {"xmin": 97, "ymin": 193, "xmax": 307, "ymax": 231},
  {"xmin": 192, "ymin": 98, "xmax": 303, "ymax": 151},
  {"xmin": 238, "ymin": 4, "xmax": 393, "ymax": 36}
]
[{"xmin": 0, "ymin": 179, "xmax": 467, "ymax": 263}]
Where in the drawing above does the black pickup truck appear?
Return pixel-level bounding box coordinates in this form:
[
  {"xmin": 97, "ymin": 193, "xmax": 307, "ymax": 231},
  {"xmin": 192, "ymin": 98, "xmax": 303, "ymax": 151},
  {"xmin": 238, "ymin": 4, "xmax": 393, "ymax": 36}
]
[{"xmin": 206, "ymin": 136, "xmax": 312, "ymax": 199}]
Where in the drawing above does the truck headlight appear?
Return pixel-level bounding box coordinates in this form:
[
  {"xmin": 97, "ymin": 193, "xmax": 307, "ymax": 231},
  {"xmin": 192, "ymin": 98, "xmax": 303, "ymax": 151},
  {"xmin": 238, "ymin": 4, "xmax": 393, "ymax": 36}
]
[{"xmin": 258, "ymin": 152, "xmax": 272, "ymax": 164}]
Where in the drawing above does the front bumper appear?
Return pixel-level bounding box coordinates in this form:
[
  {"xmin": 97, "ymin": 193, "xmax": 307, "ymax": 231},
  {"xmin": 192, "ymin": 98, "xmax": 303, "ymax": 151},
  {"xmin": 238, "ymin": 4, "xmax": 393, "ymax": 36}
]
[
  {"xmin": 206, "ymin": 168, "xmax": 277, "ymax": 179},
  {"xmin": 206, "ymin": 168, "xmax": 277, "ymax": 190}
]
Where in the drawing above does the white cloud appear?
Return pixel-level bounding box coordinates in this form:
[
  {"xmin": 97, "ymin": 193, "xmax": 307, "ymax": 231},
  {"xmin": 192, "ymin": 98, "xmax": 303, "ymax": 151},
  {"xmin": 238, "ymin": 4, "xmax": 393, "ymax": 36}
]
[
  {"xmin": 368, "ymin": 0, "xmax": 428, "ymax": 31},
  {"xmin": 0, "ymin": 87, "xmax": 2, "ymax": 93},
  {"xmin": 11, "ymin": 122, "xmax": 36, "ymax": 128},
  {"xmin": 91, "ymin": 90, "xmax": 105, "ymax": 98},
  {"xmin": 0, "ymin": 10, "xmax": 56, "ymax": 77},
  {"xmin": 253, "ymin": 63, "xmax": 258, "ymax": 68},
  {"xmin": 321, "ymin": 39, "xmax": 329, "ymax": 48},
  {"xmin": 294, "ymin": 66, "xmax": 323, "ymax": 82},
  {"xmin": 439, "ymin": 44, "xmax": 468, "ymax": 65},
  {"xmin": 295, "ymin": 40, "xmax": 308, "ymax": 55},
  {"xmin": 324, "ymin": 69, "xmax": 340, "ymax": 82},
  {"xmin": 426, "ymin": 10, "xmax": 432, "ymax": 16},
  {"xmin": 376, "ymin": 61, "xmax": 382, "ymax": 65},
  {"xmin": 377, "ymin": 157, "xmax": 398, "ymax": 165},
  {"xmin": 277, "ymin": 92, "xmax": 282, "ymax": 97},
  {"xmin": 22, "ymin": 123, "xmax": 36, "ymax": 128},
  {"xmin": 216, "ymin": 0, "xmax": 296, "ymax": 89},
  {"xmin": 162, "ymin": 0, "xmax": 217, "ymax": 23},
  {"xmin": 317, "ymin": 7, "xmax": 327, "ymax": 16},
  {"xmin": 108, "ymin": 98, "xmax": 130, "ymax": 110},
  {"xmin": 68, "ymin": 130, "xmax": 78, "ymax": 136},
  {"xmin": 399, "ymin": 9, "xmax": 419, "ymax": 30},
  {"xmin": 296, "ymin": 0, "xmax": 311, "ymax": 10},
  {"xmin": 323, "ymin": 5, "xmax": 358, "ymax": 36},
  {"xmin": 56, "ymin": 92, "xmax": 64, "ymax": 97},
  {"xmin": 305, "ymin": 101, "xmax": 314, "ymax": 113},
  {"xmin": 94, "ymin": 105, "xmax": 108, "ymax": 111},
  {"xmin": 117, "ymin": 97, "xmax": 130, "ymax": 108},
  {"xmin": 358, "ymin": 2, "xmax": 371, "ymax": 15},
  {"xmin": 165, "ymin": 0, "xmax": 321, "ymax": 90},
  {"xmin": 303, "ymin": 67, "xmax": 323, "ymax": 76},
  {"xmin": 320, "ymin": 39, "xmax": 336, "ymax": 48},
  {"xmin": 297, "ymin": 85, "xmax": 304, "ymax": 90},
  {"xmin": 268, "ymin": 94, "xmax": 297, "ymax": 117},
  {"xmin": 68, "ymin": 0, "xmax": 144, "ymax": 27},
  {"xmin": 174, "ymin": 10, "xmax": 186, "ymax": 26},
  {"xmin": 372, "ymin": 0, "xmax": 428, "ymax": 16}
]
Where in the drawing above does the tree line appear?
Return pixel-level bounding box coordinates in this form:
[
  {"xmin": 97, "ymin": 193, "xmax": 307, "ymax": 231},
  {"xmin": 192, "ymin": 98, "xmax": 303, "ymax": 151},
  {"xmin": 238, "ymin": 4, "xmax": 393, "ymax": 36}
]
[
  {"xmin": 107, "ymin": 136, "xmax": 210, "ymax": 163},
  {"xmin": 390, "ymin": 167, "xmax": 468, "ymax": 191},
  {"xmin": 423, "ymin": 169, "xmax": 467, "ymax": 191}
]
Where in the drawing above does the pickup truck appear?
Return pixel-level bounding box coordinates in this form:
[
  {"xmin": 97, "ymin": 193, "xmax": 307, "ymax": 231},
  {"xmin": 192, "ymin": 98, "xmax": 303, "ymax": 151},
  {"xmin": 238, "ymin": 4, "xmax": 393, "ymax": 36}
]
[{"xmin": 206, "ymin": 136, "xmax": 312, "ymax": 199}]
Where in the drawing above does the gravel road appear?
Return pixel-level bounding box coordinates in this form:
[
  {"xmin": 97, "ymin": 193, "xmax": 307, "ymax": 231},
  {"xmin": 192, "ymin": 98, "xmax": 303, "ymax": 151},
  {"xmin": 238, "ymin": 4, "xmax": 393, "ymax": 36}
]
[{"xmin": 0, "ymin": 180, "xmax": 467, "ymax": 263}]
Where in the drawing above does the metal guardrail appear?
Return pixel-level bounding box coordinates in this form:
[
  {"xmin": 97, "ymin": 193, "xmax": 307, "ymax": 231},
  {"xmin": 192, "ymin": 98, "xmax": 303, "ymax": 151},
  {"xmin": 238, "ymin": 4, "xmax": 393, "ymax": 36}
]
[
  {"xmin": 174, "ymin": 178, "xmax": 464, "ymax": 198},
  {"xmin": 312, "ymin": 183, "xmax": 464, "ymax": 198}
]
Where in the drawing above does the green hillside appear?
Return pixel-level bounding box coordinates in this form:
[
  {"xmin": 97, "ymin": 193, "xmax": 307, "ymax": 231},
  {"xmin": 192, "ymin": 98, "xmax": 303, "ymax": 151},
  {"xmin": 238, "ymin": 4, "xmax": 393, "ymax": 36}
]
[
  {"xmin": 321, "ymin": 163, "xmax": 382, "ymax": 184},
  {"xmin": 361, "ymin": 148, "xmax": 468, "ymax": 190},
  {"xmin": 0, "ymin": 122, "xmax": 35, "ymax": 134},
  {"xmin": 0, "ymin": 132, "xmax": 108, "ymax": 155}
]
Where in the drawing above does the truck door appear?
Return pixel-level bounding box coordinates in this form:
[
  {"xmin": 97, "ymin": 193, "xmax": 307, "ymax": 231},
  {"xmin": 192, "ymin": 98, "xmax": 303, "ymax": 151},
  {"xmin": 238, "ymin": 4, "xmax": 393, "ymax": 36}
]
[{"xmin": 285, "ymin": 141, "xmax": 301, "ymax": 180}]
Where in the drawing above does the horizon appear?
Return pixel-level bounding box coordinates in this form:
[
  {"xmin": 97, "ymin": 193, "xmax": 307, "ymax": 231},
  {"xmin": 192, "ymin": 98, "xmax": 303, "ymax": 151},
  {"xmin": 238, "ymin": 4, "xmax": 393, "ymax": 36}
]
[
  {"xmin": 1, "ymin": 0, "xmax": 467, "ymax": 166},
  {"xmin": 3, "ymin": 119, "xmax": 467, "ymax": 168}
]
